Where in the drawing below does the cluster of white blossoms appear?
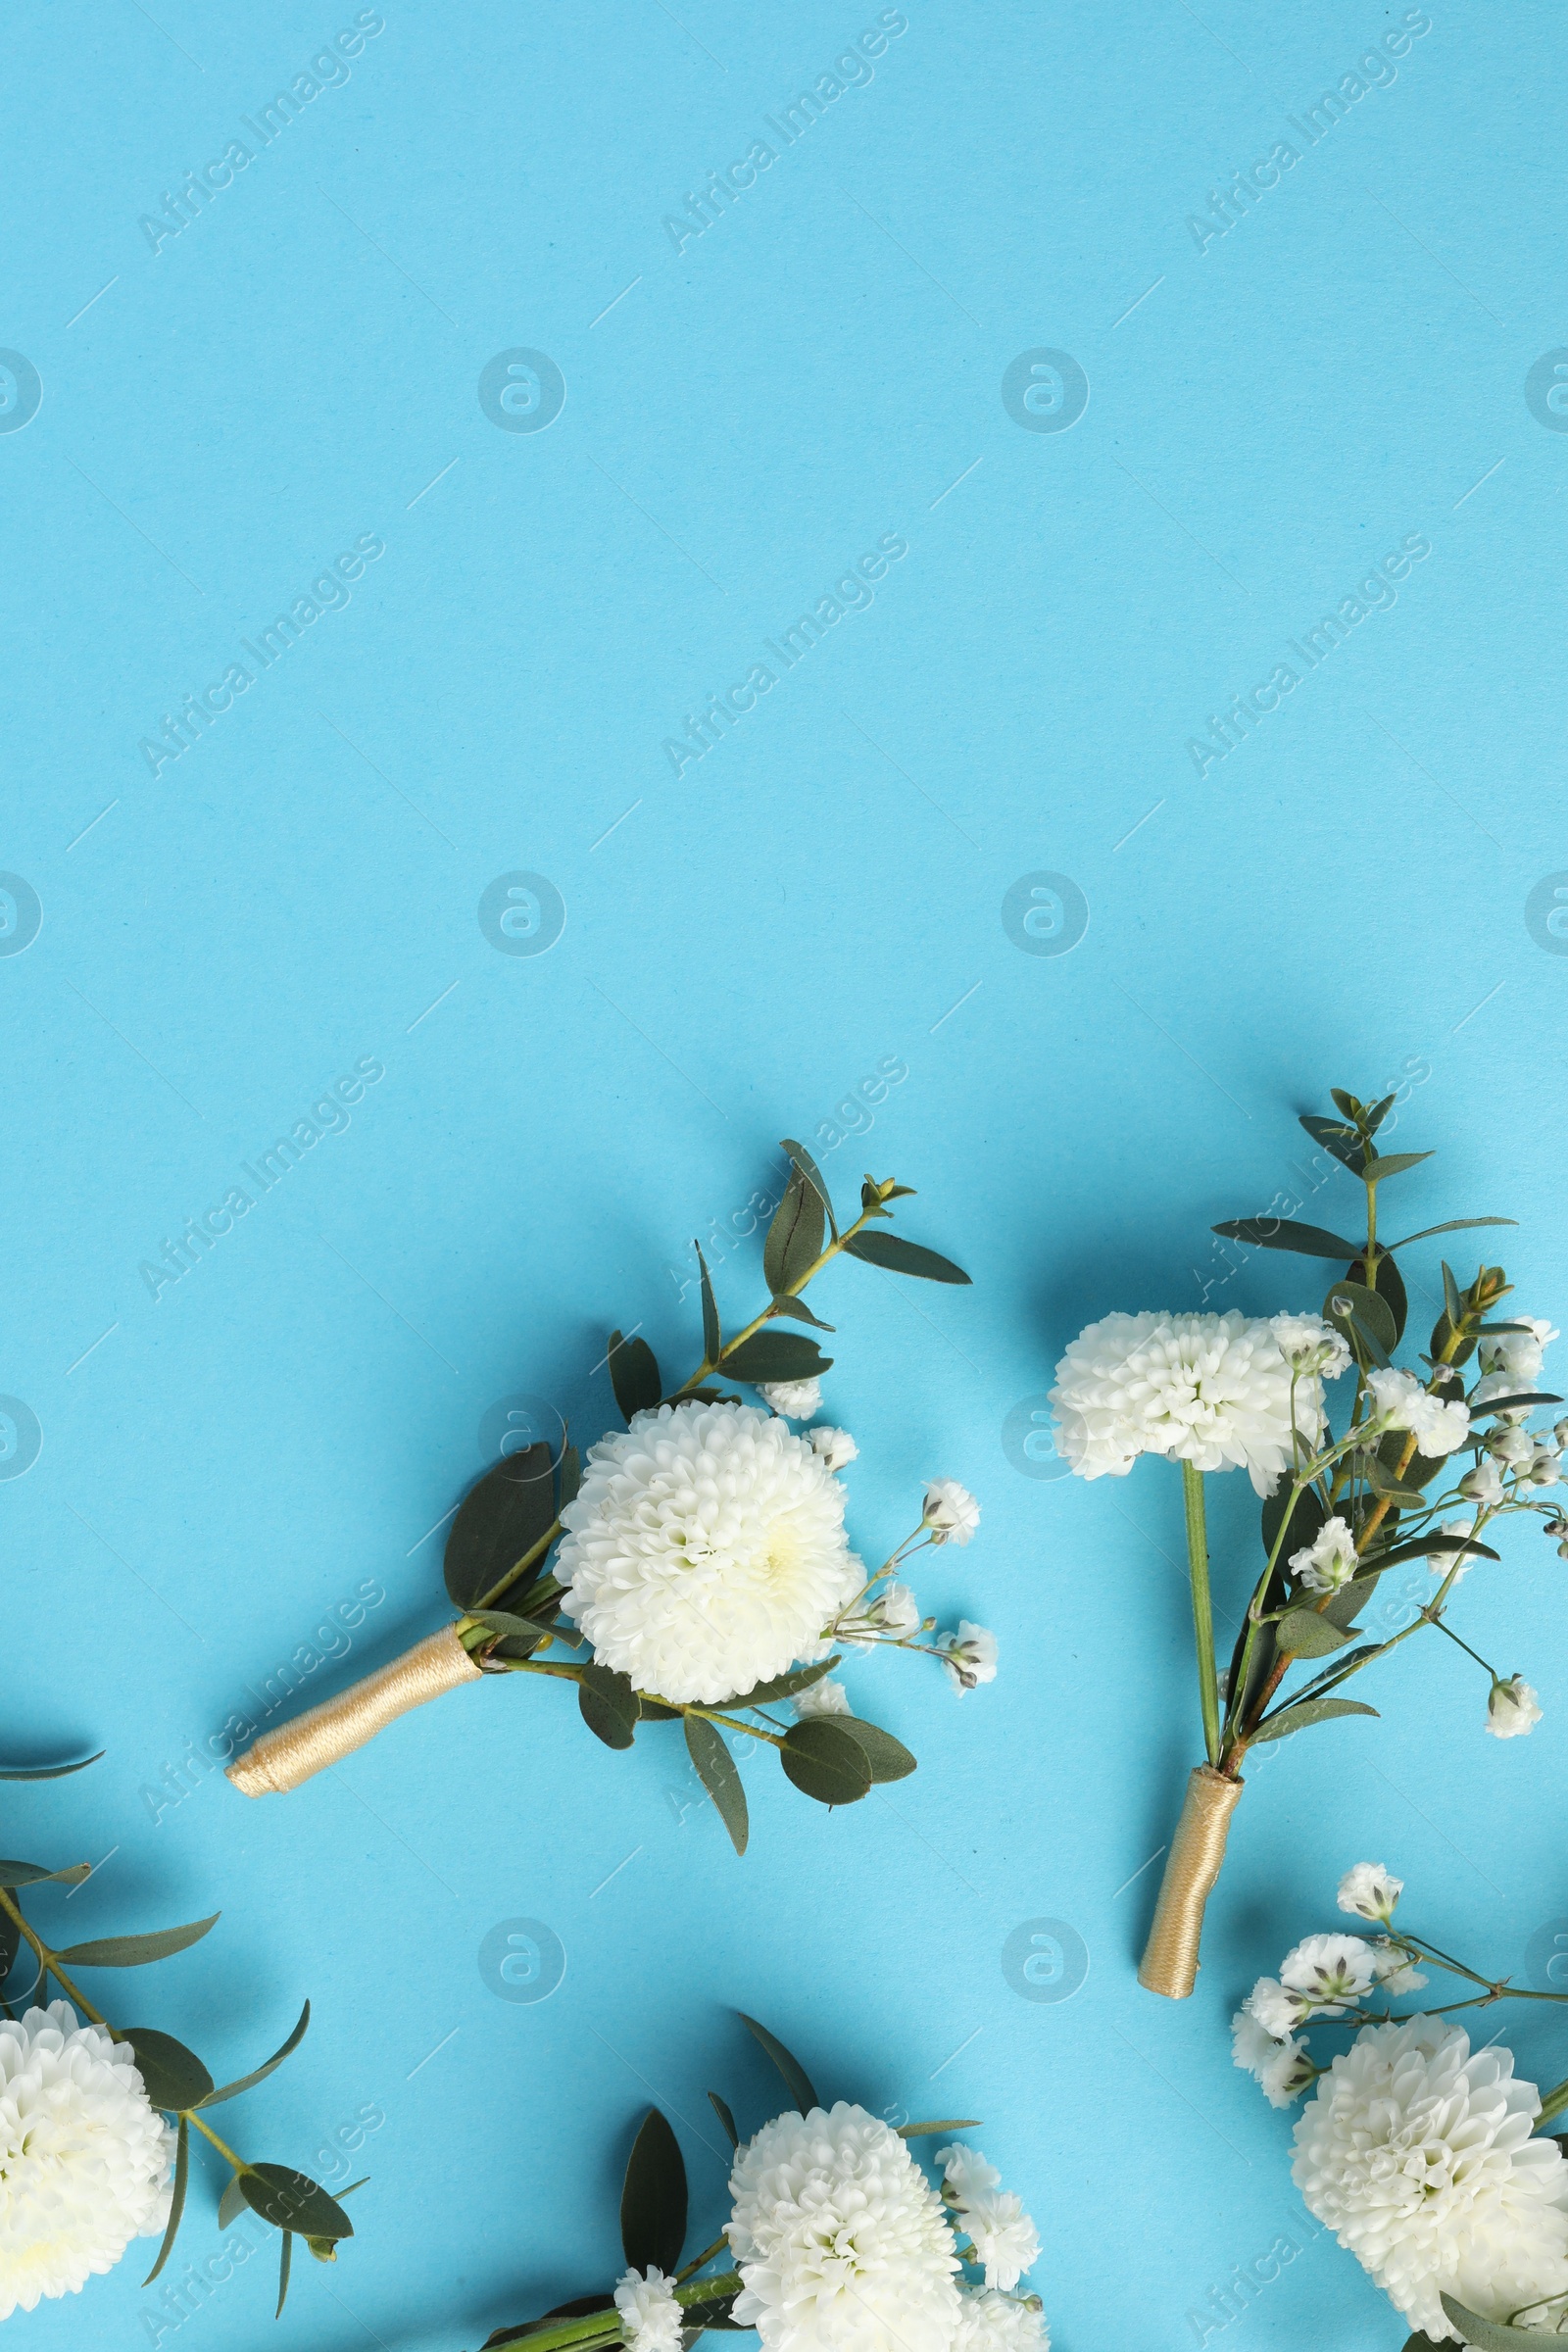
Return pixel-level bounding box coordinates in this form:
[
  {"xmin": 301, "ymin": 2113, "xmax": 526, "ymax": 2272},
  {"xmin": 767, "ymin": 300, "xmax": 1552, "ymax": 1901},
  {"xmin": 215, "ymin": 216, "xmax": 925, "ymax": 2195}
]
[
  {"xmin": 1293, "ymin": 2021, "xmax": 1568, "ymax": 2340},
  {"xmin": 1049, "ymin": 1310, "xmax": 1343, "ymax": 1495},
  {"xmin": 558, "ymin": 1403, "xmax": 865, "ymax": 1703},
  {"xmin": 1365, "ymin": 1367, "xmax": 1471, "ymax": 1457},
  {"xmin": 614, "ymin": 2267, "xmax": 684, "ymax": 2352},
  {"xmin": 725, "ymin": 2106, "xmax": 1047, "ymax": 2352},
  {"xmin": 0, "ymin": 2002, "xmax": 176, "ymax": 2320}
]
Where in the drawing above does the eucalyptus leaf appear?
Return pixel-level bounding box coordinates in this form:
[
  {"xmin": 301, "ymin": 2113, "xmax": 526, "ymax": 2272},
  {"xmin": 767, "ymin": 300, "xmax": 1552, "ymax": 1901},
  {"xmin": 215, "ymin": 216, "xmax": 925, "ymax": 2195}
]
[
  {"xmin": 837, "ymin": 1719, "xmax": 917, "ymax": 1784},
  {"xmin": 558, "ymin": 1444, "xmax": 582, "ymax": 1510},
  {"xmin": 696, "ymin": 1244, "xmax": 720, "ymax": 1365},
  {"xmin": 719, "ymin": 1332, "xmax": 833, "ymax": 1385},
  {"xmin": 1276, "ymin": 1608, "xmax": 1354, "ymax": 1659},
  {"xmin": 1469, "ymin": 1392, "xmax": 1563, "ymax": 1417},
  {"xmin": 739, "ymin": 2013, "xmax": 819, "ymax": 2113},
  {"xmin": 466, "ymin": 1608, "xmax": 552, "ymax": 1641},
  {"xmin": 1351, "ymin": 1250, "xmax": 1408, "ymax": 1342},
  {"xmin": 57, "ymin": 1915, "xmax": 220, "ymax": 1970},
  {"xmin": 239, "ymin": 2165, "xmax": 354, "ymax": 2240},
  {"xmin": 445, "ymin": 1445, "xmax": 558, "ymax": 1611},
  {"xmin": 620, "ymin": 2107, "xmax": 687, "ymax": 2275},
  {"xmin": 1364, "ymin": 1094, "xmax": 1396, "ymax": 1133},
  {"xmin": 1403, "ymin": 2334, "xmax": 1448, "ymax": 2351},
  {"xmin": 709, "ymin": 2090, "xmax": 739, "ymax": 2147},
  {"xmin": 896, "ymin": 2119, "xmax": 982, "ymax": 2137},
  {"xmin": 197, "ymin": 1999, "xmax": 310, "ymax": 2107},
  {"xmin": 764, "ymin": 1169, "xmax": 824, "ymax": 1297},
  {"xmin": 1367, "ymin": 1535, "xmax": 1499, "ymax": 1572},
  {"xmin": 1264, "ymin": 1483, "xmax": 1325, "ymax": 1573},
  {"xmin": 1439, "ymin": 2296, "xmax": 1552, "ymax": 2348},
  {"xmin": 579, "ymin": 1666, "xmax": 639, "ymax": 1751},
  {"xmin": 218, "ymin": 2173, "xmax": 247, "ymax": 2229},
  {"xmin": 125, "ymin": 2029, "xmax": 214, "ymax": 2111},
  {"xmin": 275, "ymin": 2230, "xmax": 293, "ymax": 2317},
  {"xmin": 779, "ymin": 1139, "xmax": 838, "ymax": 1240},
  {"xmin": 1320, "ymin": 1571, "xmax": 1386, "ymax": 1630},
  {"xmin": 780, "ymin": 1720, "xmax": 873, "ymax": 1807},
  {"xmin": 841, "ymin": 1231, "xmax": 970, "ymax": 1285},
  {"xmin": 143, "ymin": 2117, "xmax": 188, "ymax": 2283},
  {"xmin": 0, "ymin": 1859, "xmax": 90, "ymax": 1889},
  {"xmin": 1324, "ymin": 1278, "xmax": 1396, "ymax": 1359},
  {"xmin": 1250, "ymin": 1696, "xmax": 1379, "ymax": 1744},
  {"xmin": 0, "ymin": 1753, "xmax": 103, "ymax": 1781},
  {"xmin": 768, "ymin": 1294, "xmax": 835, "ymax": 1331},
  {"xmin": 1299, "ymin": 1112, "xmax": 1366, "ymax": 1174},
  {"xmin": 608, "ymin": 1333, "xmax": 662, "ymax": 1425},
  {"xmin": 1362, "ymin": 1151, "xmax": 1433, "ymax": 1182},
  {"xmin": 684, "ymin": 1718, "xmax": 748, "ymax": 1856},
  {"xmin": 1212, "ymin": 1217, "xmax": 1361, "ymax": 1259},
  {"xmin": 1388, "ymin": 1217, "xmax": 1516, "ymax": 1250}
]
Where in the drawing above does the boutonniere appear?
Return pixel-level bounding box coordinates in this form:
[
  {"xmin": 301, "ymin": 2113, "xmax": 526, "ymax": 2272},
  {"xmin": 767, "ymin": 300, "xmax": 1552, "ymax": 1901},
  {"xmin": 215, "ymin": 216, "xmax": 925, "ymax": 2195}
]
[
  {"xmin": 1233, "ymin": 1860, "xmax": 1568, "ymax": 2347},
  {"xmin": 1051, "ymin": 1086, "xmax": 1559, "ymax": 1997},
  {"xmin": 0, "ymin": 1748, "xmax": 352, "ymax": 2322},
  {"xmin": 225, "ymin": 1146, "xmax": 992, "ymax": 1848},
  {"xmin": 476, "ymin": 2013, "xmax": 1047, "ymax": 2352}
]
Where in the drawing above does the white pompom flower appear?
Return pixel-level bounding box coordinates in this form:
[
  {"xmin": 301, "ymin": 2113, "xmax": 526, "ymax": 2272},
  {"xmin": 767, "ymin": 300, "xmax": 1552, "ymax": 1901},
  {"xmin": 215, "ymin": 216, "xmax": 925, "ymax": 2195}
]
[
  {"xmin": 1487, "ymin": 1677, "xmax": 1544, "ymax": 1740},
  {"xmin": 557, "ymin": 1402, "xmax": 863, "ymax": 1704},
  {"xmin": 726, "ymin": 2102, "xmax": 962, "ymax": 2352},
  {"xmin": 1337, "ymin": 1863, "xmax": 1403, "ymax": 1924},
  {"xmin": 923, "ymin": 1481, "xmax": 980, "ymax": 1545},
  {"xmin": 1049, "ymin": 1311, "xmax": 1322, "ymax": 1495},
  {"xmin": 954, "ymin": 2288, "xmax": 1049, "ymax": 2352},
  {"xmin": 1292, "ymin": 2017, "xmax": 1568, "ymax": 2340},
  {"xmin": 0, "ymin": 2001, "xmax": 176, "ymax": 2320},
  {"xmin": 760, "ymin": 1379, "xmax": 823, "ymax": 1420},
  {"xmin": 614, "ymin": 2268, "xmax": 683, "ymax": 2352}
]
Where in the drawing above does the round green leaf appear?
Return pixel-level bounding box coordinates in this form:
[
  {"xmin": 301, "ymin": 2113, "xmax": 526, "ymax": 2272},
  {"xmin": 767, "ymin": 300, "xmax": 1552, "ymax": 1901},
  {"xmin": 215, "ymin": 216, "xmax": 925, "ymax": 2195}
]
[
  {"xmin": 780, "ymin": 1720, "xmax": 872, "ymax": 1806},
  {"xmin": 239, "ymin": 2164, "xmax": 353, "ymax": 2240},
  {"xmin": 125, "ymin": 2028, "xmax": 214, "ymax": 2111}
]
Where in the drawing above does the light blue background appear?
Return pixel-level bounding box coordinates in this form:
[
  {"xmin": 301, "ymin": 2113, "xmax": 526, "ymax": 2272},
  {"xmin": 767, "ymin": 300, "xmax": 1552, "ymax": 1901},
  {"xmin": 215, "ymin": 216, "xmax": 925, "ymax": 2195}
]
[{"xmin": 4, "ymin": 3, "xmax": 1566, "ymax": 2345}]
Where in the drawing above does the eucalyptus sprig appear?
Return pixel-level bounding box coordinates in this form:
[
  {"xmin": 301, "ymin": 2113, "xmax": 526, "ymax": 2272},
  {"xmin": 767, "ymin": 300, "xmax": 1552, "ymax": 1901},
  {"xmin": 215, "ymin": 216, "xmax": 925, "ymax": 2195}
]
[
  {"xmin": 0, "ymin": 1750, "xmax": 353, "ymax": 2320},
  {"xmin": 225, "ymin": 1144, "xmax": 982, "ymax": 1831}
]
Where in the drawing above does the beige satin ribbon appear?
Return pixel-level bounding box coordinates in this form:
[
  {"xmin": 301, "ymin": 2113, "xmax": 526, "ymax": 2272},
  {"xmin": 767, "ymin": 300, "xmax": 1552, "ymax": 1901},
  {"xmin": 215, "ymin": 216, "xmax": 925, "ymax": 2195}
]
[
  {"xmin": 225, "ymin": 1626, "xmax": 484, "ymax": 1797},
  {"xmin": 1137, "ymin": 1764, "xmax": 1245, "ymax": 1999}
]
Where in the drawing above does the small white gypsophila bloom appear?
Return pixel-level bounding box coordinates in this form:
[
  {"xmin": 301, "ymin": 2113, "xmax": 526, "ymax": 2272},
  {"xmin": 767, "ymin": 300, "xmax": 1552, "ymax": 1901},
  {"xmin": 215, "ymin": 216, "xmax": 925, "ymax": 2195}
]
[
  {"xmin": 1279, "ymin": 1934, "xmax": 1379, "ymax": 2016},
  {"xmin": 614, "ymin": 2268, "xmax": 684, "ymax": 2352},
  {"xmin": 1337, "ymin": 1862, "xmax": 1403, "ymax": 1924},
  {"xmin": 1529, "ymin": 1444, "xmax": 1563, "ymax": 1490},
  {"xmin": 1488, "ymin": 1423, "xmax": 1536, "ymax": 1468},
  {"xmin": 1459, "ymin": 1456, "xmax": 1507, "ymax": 1507},
  {"xmin": 1479, "ymin": 1317, "xmax": 1558, "ymax": 1388},
  {"xmin": 1487, "ymin": 1676, "xmax": 1544, "ymax": 1740},
  {"xmin": 1245, "ymin": 1977, "xmax": 1304, "ymax": 2037},
  {"xmin": 923, "ymin": 1480, "xmax": 980, "ymax": 1545},
  {"xmin": 836, "ymin": 1581, "xmax": 923, "ymax": 1649},
  {"xmin": 557, "ymin": 1402, "xmax": 864, "ymax": 1704},
  {"xmin": 760, "ymin": 1379, "xmax": 824, "ymax": 1420},
  {"xmin": 1370, "ymin": 1939, "xmax": 1428, "ymax": 1998},
  {"xmin": 0, "ymin": 2001, "xmax": 176, "ymax": 2320},
  {"xmin": 1049, "ymin": 1310, "xmax": 1323, "ymax": 1495},
  {"xmin": 954, "ymin": 2287, "xmax": 1050, "ymax": 2352},
  {"xmin": 1292, "ymin": 2016, "xmax": 1568, "ymax": 2341},
  {"xmin": 1231, "ymin": 2007, "xmax": 1315, "ymax": 2109},
  {"xmin": 936, "ymin": 2148, "xmax": 1039, "ymax": 2291},
  {"xmin": 936, "ymin": 1622, "xmax": 998, "ymax": 1693},
  {"xmin": 726, "ymin": 2103, "xmax": 962, "ymax": 2352},
  {"xmin": 937, "ymin": 2145, "xmax": 1002, "ymax": 2204},
  {"xmin": 1290, "ymin": 1515, "xmax": 1359, "ymax": 1592},
  {"xmin": 1428, "ymin": 1518, "xmax": 1484, "ymax": 1583},
  {"xmin": 1271, "ymin": 1311, "xmax": 1352, "ymax": 1380},
  {"xmin": 808, "ymin": 1426, "xmax": 858, "ymax": 1473},
  {"xmin": 793, "ymin": 1674, "xmax": 853, "ymax": 1720},
  {"xmin": 1366, "ymin": 1368, "xmax": 1472, "ymax": 1457}
]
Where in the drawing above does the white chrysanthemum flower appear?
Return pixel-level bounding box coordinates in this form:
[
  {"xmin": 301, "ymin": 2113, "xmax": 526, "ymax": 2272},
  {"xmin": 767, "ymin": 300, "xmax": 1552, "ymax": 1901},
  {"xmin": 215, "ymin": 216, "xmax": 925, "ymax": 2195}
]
[
  {"xmin": 1459, "ymin": 1457, "xmax": 1507, "ymax": 1507},
  {"xmin": 1291, "ymin": 1515, "xmax": 1359, "ymax": 1592},
  {"xmin": 1280, "ymin": 1934, "xmax": 1379, "ymax": 2016},
  {"xmin": 0, "ymin": 2001, "xmax": 176, "ymax": 2319},
  {"xmin": 1292, "ymin": 2017, "xmax": 1568, "ymax": 2340},
  {"xmin": 1428, "ymin": 1519, "xmax": 1483, "ymax": 1582},
  {"xmin": 614, "ymin": 2268, "xmax": 683, "ymax": 2352},
  {"xmin": 808, "ymin": 1427, "xmax": 858, "ymax": 1473},
  {"xmin": 1488, "ymin": 1677, "xmax": 1543, "ymax": 1740},
  {"xmin": 760, "ymin": 1379, "xmax": 823, "ymax": 1420},
  {"xmin": 1479, "ymin": 1318, "xmax": 1557, "ymax": 1389},
  {"xmin": 1049, "ymin": 1311, "xmax": 1322, "ymax": 1495},
  {"xmin": 1338, "ymin": 1863, "xmax": 1402, "ymax": 1924},
  {"xmin": 793, "ymin": 1675, "xmax": 853, "ymax": 1720},
  {"xmin": 923, "ymin": 1480, "xmax": 980, "ymax": 1545},
  {"xmin": 1367, "ymin": 1368, "xmax": 1470, "ymax": 1457},
  {"xmin": 558, "ymin": 1403, "xmax": 863, "ymax": 1704},
  {"xmin": 727, "ymin": 2102, "xmax": 961, "ymax": 2352},
  {"xmin": 1231, "ymin": 2007, "xmax": 1314, "ymax": 2109},
  {"xmin": 954, "ymin": 2288, "xmax": 1049, "ymax": 2352},
  {"xmin": 1271, "ymin": 1312, "xmax": 1352, "ymax": 1380},
  {"xmin": 936, "ymin": 1623, "xmax": 997, "ymax": 1693}
]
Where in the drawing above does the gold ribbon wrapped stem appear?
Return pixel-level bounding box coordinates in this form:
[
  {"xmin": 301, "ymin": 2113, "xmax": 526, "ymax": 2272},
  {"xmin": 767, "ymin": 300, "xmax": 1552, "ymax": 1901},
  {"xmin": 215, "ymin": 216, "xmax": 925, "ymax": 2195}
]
[
  {"xmin": 225, "ymin": 1626, "xmax": 484, "ymax": 1797},
  {"xmin": 1137, "ymin": 1764, "xmax": 1244, "ymax": 1999}
]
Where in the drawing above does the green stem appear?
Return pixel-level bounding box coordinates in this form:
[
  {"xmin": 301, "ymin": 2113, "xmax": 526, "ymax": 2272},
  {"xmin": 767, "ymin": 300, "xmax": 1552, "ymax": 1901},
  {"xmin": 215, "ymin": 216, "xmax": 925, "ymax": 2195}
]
[
  {"xmin": 1183, "ymin": 1462, "xmax": 1221, "ymax": 1768},
  {"xmin": 1538, "ymin": 2076, "xmax": 1568, "ymax": 2128},
  {"xmin": 508, "ymin": 2273, "xmax": 745, "ymax": 2352}
]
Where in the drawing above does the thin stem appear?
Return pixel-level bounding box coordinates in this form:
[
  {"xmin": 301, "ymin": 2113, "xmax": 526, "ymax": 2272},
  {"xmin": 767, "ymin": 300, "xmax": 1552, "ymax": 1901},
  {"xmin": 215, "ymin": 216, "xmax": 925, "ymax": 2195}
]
[
  {"xmin": 1426, "ymin": 1611, "xmax": 1499, "ymax": 1681},
  {"xmin": 674, "ymin": 2237, "xmax": 729, "ymax": 2284},
  {"xmin": 508, "ymin": 2274, "xmax": 745, "ymax": 2352},
  {"xmin": 1538, "ymin": 2076, "xmax": 1568, "ymax": 2128},
  {"xmin": 1182, "ymin": 1462, "xmax": 1221, "ymax": 1769}
]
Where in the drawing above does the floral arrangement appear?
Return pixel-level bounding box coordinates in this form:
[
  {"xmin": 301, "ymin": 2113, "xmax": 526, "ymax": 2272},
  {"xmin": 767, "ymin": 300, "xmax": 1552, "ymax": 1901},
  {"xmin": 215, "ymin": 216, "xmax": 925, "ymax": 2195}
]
[
  {"xmin": 473, "ymin": 2013, "xmax": 1047, "ymax": 2352},
  {"xmin": 225, "ymin": 1144, "xmax": 992, "ymax": 1850},
  {"xmin": 1051, "ymin": 1086, "xmax": 1562, "ymax": 1997},
  {"xmin": 1234, "ymin": 1860, "xmax": 1568, "ymax": 2346},
  {"xmin": 0, "ymin": 1749, "xmax": 351, "ymax": 2320}
]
